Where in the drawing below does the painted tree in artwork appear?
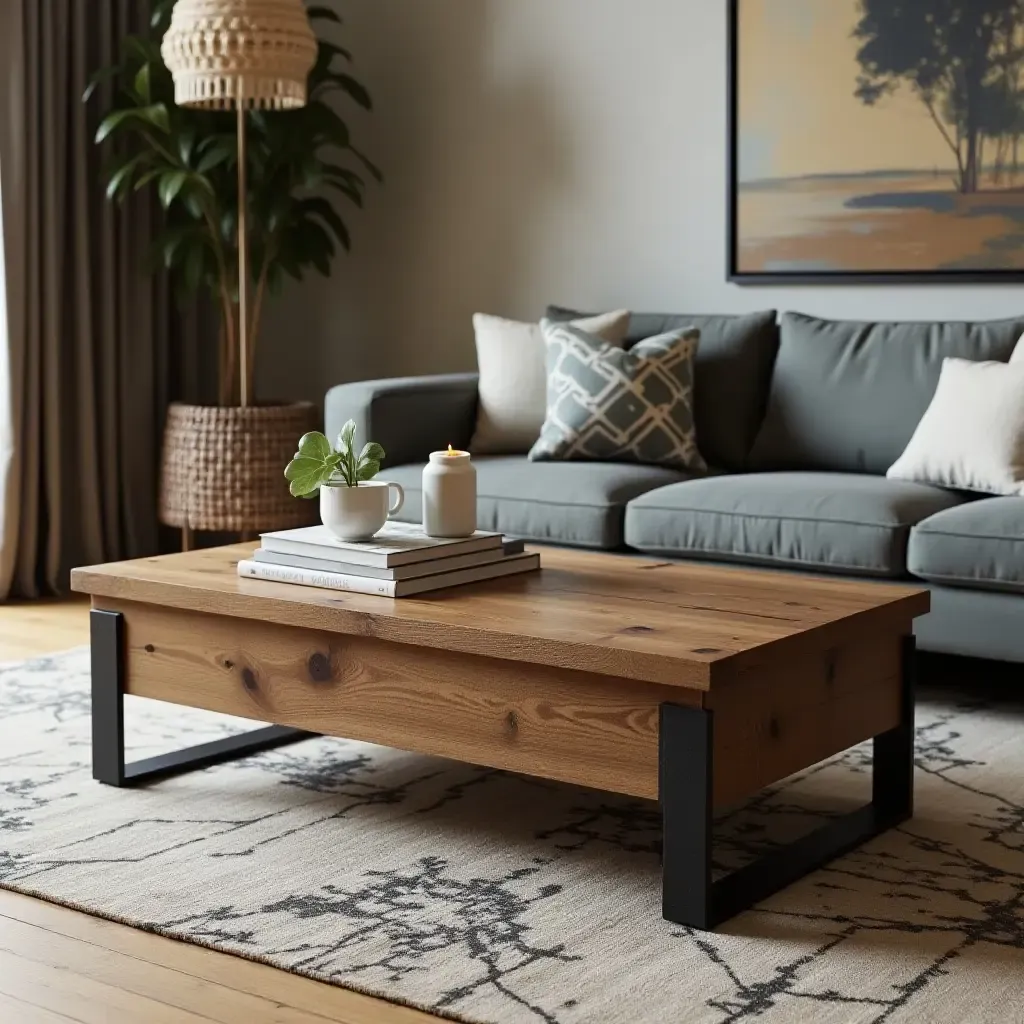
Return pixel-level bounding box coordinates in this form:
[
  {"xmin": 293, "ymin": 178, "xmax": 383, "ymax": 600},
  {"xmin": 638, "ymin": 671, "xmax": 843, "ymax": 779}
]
[{"xmin": 853, "ymin": 0, "xmax": 1024, "ymax": 193}]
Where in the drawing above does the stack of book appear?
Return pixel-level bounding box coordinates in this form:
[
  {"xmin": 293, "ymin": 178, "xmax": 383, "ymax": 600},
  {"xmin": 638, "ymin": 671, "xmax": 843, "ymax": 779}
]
[{"xmin": 237, "ymin": 522, "xmax": 540, "ymax": 597}]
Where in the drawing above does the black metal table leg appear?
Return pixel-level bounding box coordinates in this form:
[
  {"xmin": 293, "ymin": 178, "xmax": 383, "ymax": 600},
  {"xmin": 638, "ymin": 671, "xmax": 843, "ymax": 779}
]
[
  {"xmin": 660, "ymin": 702, "xmax": 714, "ymax": 929},
  {"xmin": 90, "ymin": 609, "xmax": 316, "ymax": 787},
  {"xmin": 660, "ymin": 635, "xmax": 916, "ymax": 930},
  {"xmin": 91, "ymin": 609, "xmax": 127, "ymax": 786}
]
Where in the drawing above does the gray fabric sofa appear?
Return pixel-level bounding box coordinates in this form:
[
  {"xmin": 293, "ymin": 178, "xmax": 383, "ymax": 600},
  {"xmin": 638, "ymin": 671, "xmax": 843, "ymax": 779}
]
[{"xmin": 326, "ymin": 309, "xmax": 1024, "ymax": 663}]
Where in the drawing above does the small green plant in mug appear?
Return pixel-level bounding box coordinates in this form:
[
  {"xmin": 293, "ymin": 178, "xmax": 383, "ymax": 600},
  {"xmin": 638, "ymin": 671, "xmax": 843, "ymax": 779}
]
[{"xmin": 284, "ymin": 420, "xmax": 385, "ymax": 498}]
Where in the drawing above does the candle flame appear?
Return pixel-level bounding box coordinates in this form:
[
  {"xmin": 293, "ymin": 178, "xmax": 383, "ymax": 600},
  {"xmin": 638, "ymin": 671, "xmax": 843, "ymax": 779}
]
[{"xmin": 447, "ymin": 444, "xmax": 457, "ymax": 456}]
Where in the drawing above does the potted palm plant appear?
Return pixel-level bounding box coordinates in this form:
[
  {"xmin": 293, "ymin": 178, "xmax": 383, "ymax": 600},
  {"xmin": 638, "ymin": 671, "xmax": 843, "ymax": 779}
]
[{"xmin": 87, "ymin": 0, "xmax": 379, "ymax": 540}]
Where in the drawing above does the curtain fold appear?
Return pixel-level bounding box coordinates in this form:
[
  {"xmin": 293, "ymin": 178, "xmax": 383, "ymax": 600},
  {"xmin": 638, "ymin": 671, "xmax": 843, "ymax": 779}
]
[{"xmin": 0, "ymin": 0, "xmax": 210, "ymax": 599}]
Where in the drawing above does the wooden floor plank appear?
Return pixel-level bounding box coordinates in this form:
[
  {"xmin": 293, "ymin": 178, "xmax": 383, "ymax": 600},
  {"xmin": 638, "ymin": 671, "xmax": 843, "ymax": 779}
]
[
  {"xmin": 0, "ymin": 914, "xmax": 322, "ymax": 1024},
  {"xmin": 0, "ymin": 990, "xmax": 77, "ymax": 1023},
  {"xmin": 0, "ymin": 598, "xmax": 90, "ymax": 660},
  {"xmin": 0, "ymin": 944, "xmax": 218, "ymax": 1024},
  {"xmin": 0, "ymin": 600, "xmax": 443, "ymax": 1024},
  {"xmin": 0, "ymin": 893, "xmax": 437, "ymax": 1024}
]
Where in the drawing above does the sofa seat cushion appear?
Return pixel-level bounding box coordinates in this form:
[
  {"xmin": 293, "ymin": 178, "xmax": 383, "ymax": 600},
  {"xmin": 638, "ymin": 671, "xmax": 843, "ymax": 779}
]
[
  {"xmin": 909, "ymin": 499, "xmax": 1024, "ymax": 594},
  {"xmin": 383, "ymin": 456, "xmax": 691, "ymax": 550},
  {"xmin": 624, "ymin": 472, "xmax": 967, "ymax": 577}
]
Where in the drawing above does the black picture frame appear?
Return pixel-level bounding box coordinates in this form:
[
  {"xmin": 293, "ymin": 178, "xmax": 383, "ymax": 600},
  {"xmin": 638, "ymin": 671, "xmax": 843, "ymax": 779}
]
[{"xmin": 726, "ymin": 0, "xmax": 1024, "ymax": 285}]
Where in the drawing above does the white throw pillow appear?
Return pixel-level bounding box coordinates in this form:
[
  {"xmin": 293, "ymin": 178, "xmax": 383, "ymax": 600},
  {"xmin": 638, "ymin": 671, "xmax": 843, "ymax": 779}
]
[
  {"xmin": 470, "ymin": 310, "xmax": 630, "ymax": 454},
  {"xmin": 1011, "ymin": 331, "xmax": 1024, "ymax": 363},
  {"xmin": 887, "ymin": 357, "xmax": 1024, "ymax": 495}
]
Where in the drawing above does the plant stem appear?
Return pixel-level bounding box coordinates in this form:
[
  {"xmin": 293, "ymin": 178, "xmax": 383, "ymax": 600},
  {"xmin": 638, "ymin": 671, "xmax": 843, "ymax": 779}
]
[
  {"xmin": 140, "ymin": 126, "xmax": 239, "ymax": 403},
  {"xmin": 217, "ymin": 319, "xmax": 228, "ymax": 406},
  {"xmin": 248, "ymin": 245, "xmax": 274, "ymax": 401},
  {"xmin": 197, "ymin": 205, "xmax": 237, "ymax": 404}
]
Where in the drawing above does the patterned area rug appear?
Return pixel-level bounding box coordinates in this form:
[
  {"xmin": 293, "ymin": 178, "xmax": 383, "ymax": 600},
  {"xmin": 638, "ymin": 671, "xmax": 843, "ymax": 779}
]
[{"xmin": 1, "ymin": 649, "xmax": 1023, "ymax": 1024}]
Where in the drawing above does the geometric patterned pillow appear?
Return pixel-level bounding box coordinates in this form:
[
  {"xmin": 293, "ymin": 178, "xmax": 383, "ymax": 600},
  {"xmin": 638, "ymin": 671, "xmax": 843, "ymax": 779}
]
[{"xmin": 528, "ymin": 320, "xmax": 707, "ymax": 472}]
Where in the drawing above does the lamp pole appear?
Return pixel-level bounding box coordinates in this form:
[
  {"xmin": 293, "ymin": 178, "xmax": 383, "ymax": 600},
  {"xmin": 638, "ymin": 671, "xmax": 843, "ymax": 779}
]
[{"xmin": 237, "ymin": 93, "xmax": 249, "ymax": 409}]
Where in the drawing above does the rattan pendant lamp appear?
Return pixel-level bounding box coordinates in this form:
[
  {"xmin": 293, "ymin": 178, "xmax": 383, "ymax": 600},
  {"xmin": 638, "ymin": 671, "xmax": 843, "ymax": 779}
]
[{"xmin": 161, "ymin": 0, "xmax": 317, "ymax": 408}]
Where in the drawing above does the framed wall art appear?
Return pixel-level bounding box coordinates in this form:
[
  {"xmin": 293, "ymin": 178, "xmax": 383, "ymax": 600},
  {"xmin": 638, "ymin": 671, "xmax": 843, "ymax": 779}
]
[{"xmin": 729, "ymin": 0, "xmax": 1024, "ymax": 283}]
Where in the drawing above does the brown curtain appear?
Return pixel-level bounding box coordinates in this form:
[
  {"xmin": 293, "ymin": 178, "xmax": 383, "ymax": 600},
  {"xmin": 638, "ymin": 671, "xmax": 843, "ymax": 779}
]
[{"xmin": 0, "ymin": 1, "xmax": 211, "ymax": 598}]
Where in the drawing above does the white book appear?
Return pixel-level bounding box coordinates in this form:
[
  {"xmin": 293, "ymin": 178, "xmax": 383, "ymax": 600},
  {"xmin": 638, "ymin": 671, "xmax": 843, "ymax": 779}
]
[
  {"xmin": 237, "ymin": 552, "xmax": 540, "ymax": 597},
  {"xmin": 261, "ymin": 522, "xmax": 503, "ymax": 568},
  {"xmin": 252, "ymin": 538, "xmax": 526, "ymax": 581}
]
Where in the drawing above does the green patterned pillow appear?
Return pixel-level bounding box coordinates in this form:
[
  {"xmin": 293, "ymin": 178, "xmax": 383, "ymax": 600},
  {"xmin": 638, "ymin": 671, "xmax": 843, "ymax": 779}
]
[{"xmin": 529, "ymin": 319, "xmax": 707, "ymax": 471}]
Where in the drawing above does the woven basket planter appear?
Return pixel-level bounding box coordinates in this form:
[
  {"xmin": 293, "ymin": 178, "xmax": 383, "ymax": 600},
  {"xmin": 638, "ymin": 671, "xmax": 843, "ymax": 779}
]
[{"xmin": 159, "ymin": 402, "xmax": 319, "ymax": 533}]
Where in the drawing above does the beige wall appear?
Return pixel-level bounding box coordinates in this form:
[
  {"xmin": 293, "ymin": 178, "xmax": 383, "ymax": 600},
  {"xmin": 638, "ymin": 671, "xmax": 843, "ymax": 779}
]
[{"xmin": 258, "ymin": 0, "xmax": 1024, "ymax": 405}]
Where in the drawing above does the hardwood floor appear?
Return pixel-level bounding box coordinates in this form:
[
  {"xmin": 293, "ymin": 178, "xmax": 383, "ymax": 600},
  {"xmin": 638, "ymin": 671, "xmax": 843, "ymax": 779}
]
[
  {"xmin": 0, "ymin": 598, "xmax": 92, "ymax": 661},
  {"xmin": 0, "ymin": 598, "xmax": 442, "ymax": 1024}
]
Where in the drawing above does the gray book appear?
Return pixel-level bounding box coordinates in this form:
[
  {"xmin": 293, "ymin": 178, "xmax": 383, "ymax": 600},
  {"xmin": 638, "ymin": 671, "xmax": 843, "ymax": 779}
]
[
  {"xmin": 238, "ymin": 551, "xmax": 540, "ymax": 598},
  {"xmin": 260, "ymin": 522, "xmax": 504, "ymax": 567},
  {"xmin": 253, "ymin": 538, "xmax": 524, "ymax": 581}
]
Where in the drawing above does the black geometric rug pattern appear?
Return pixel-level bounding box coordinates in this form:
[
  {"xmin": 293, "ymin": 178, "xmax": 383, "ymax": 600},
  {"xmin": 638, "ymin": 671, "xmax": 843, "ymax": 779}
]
[{"xmin": 1, "ymin": 649, "xmax": 1022, "ymax": 1024}]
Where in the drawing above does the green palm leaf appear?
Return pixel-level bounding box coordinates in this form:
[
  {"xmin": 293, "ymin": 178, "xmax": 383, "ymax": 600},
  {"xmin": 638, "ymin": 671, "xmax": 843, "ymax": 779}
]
[{"xmin": 88, "ymin": 3, "xmax": 379, "ymax": 403}]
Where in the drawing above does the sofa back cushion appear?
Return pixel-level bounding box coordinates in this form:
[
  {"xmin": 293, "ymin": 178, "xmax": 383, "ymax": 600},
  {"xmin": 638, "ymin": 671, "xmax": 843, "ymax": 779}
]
[
  {"xmin": 749, "ymin": 312, "xmax": 1024, "ymax": 475},
  {"xmin": 546, "ymin": 306, "xmax": 778, "ymax": 471}
]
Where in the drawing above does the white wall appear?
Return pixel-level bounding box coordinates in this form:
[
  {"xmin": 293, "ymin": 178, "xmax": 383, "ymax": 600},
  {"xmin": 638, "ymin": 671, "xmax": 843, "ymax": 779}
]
[{"xmin": 258, "ymin": 0, "xmax": 1024, "ymax": 404}]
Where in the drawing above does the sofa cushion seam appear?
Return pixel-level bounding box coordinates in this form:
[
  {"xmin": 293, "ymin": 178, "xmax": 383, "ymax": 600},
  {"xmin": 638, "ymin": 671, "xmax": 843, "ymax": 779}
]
[
  {"xmin": 628, "ymin": 505, "xmax": 923, "ymax": 531},
  {"xmin": 909, "ymin": 567, "xmax": 1024, "ymax": 588},
  {"xmin": 913, "ymin": 529, "xmax": 1024, "ymax": 544},
  {"xmin": 624, "ymin": 543, "xmax": 897, "ymax": 575}
]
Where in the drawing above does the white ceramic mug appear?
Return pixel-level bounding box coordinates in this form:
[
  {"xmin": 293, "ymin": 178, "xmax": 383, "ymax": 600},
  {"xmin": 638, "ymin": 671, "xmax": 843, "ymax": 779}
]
[{"xmin": 320, "ymin": 480, "xmax": 405, "ymax": 542}]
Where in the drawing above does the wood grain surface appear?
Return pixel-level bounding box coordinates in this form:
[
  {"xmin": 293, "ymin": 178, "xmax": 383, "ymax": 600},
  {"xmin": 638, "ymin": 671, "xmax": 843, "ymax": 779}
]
[
  {"xmin": 109, "ymin": 598, "xmax": 693, "ymax": 800},
  {"xmin": 707, "ymin": 636, "xmax": 903, "ymax": 806},
  {"xmin": 72, "ymin": 544, "xmax": 930, "ymax": 690},
  {"xmin": 0, "ymin": 597, "xmax": 90, "ymax": 659}
]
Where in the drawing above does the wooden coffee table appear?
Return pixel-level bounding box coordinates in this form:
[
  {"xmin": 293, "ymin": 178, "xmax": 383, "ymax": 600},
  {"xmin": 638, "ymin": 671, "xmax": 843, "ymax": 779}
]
[{"xmin": 71, "ymin": 544, "xmax": 929, "ymax": 930}]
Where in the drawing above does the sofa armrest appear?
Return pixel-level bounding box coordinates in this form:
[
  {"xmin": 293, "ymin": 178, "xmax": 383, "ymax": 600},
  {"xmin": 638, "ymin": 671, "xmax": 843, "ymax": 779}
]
[{"xmin": 325, "ymin": 374, "xmax": 480, "ymax": 469}]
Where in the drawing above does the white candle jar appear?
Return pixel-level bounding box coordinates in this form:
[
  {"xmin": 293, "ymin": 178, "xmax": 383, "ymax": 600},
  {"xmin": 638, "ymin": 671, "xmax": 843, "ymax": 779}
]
[{"xmin": 422, "ymin": 449, "xmax": 477, "ymax": 538}]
